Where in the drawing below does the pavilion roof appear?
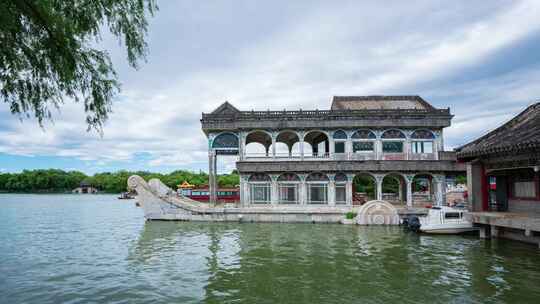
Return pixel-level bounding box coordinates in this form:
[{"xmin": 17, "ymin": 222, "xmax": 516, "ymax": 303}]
[
  {"xmin": 330, "ymin": 95, "xmax": 435, "ymax": 111},
  {"xmin": 456, "ymin": 102, "xmax": 540, "ymax": 159},
  {"xmin": 201, "ymin": 95, "xmax": 452, "ymax": 133}
]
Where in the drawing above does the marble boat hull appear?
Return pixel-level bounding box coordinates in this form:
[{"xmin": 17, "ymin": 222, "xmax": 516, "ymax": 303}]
[{"xmin": 127, "ymin": 175, "xmax": 415, "ymax": 224}]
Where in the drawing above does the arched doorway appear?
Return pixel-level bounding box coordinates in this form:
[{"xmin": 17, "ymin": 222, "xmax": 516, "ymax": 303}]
[
  {"xmin": 382, "ymin": 173, "xmax": 406, "ymax": 204},
  {"xmin": 412, "ymin": 173, "xmax": 434, "ymax": 207},
  {"xmin": 353, "ymin": 173, "xmax": 376, "ymax": 205}
]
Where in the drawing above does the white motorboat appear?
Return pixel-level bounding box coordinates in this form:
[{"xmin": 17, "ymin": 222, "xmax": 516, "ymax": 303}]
[{"xmin": 417, "ymin": 206, "xmax": 478, "ymax": 234}]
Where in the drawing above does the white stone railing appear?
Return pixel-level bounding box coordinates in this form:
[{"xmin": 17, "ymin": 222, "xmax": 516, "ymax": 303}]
[
  {"xmin": 242, "ymin": 152, "xmax": 439, "ymax": 161},
  {"xmin": 381, "ymin": 153, "xmax": 407, "ymax": 161},
  {"xmin": 409, "ymin": 153, "xmax": 436, "ymax": 160}
]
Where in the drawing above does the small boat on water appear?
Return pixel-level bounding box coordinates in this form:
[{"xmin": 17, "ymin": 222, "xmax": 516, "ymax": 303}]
[
  {"xmin": 118, "ymin": 192, "xmax": 135, "ymax": 200},
  {"xmin": 407, "ymin": 206, "xmax": 478, "ymax": 234}
]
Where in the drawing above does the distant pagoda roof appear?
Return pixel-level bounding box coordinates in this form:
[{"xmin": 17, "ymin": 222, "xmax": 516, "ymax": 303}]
[
  {"xmin": 456, "ymin": 102, "xmax": 540, "ymax": 159},
  {"xmin": 178, "ymin": 181, "xmax": 195, "ymax": 189},
  {"xmin": 331, "ymin": 95, "xmax": 435, "ymax": 111}
]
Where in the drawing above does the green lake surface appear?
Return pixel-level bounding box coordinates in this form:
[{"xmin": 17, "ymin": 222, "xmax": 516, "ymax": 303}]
[{"xmin": 1, "ymin": 194, "xmax": 539, "ymax": 304}]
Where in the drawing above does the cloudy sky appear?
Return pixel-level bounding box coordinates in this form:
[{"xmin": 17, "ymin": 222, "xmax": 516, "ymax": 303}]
[{"xmin": 1, "ymin": 0, "xmax": 540, "ymax": 174}]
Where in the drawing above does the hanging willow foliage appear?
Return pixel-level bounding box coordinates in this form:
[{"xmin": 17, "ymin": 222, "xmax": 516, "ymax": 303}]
[{"xmin": 0, "ymin": 0, "xmax": 158, "ymax": 131}]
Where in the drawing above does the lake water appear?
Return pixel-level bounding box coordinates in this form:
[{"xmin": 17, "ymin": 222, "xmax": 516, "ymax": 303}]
[{"xmin": 1, "ymin": 194, "xmax": 539, "ymax": 303}]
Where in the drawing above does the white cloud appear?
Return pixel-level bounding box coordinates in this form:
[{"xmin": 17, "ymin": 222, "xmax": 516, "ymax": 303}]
[{"xmin": 1, "ymin": 1, "xmax": 540, "ymax": 173}]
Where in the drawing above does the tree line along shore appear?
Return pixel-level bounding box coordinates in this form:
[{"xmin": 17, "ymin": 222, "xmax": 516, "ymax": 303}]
[
  {"xmin": 0, "ymin": 169, "xmax": 240, "ymax": 194},
  {"xmin": 0, "ymin": 169, "xmax": 466, "ymax": 196}
]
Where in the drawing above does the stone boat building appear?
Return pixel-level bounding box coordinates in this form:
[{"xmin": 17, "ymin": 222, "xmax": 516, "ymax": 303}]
[
  {"xmin": 456, "ymin": 102, "xmax": 540, "ymax": 245},
  {"xmin": 201, "ymin": 96, "xmax": 464, "ymax": 208}
]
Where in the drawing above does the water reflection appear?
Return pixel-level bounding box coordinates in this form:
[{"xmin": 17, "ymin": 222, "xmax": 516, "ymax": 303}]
[
  {"xmin": 129, "ymin": 222, "xmax": 540, "ymax": 304},
  {"xmin": 3, "ymin": 195, "xmax": 540, "ymax": 304}
]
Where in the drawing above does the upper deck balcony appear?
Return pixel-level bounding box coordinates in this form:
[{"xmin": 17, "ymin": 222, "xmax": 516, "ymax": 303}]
[
  {"xmin": 235, "ymin": 128, "xmax": 444, "ymax": 162},
  {"xmin": 240, "ymin": 151, "xmax": 449, "ymax": 162},
  {"xmin": 205, "ymin": 96, "xmax": 455, "ymax": 164}
]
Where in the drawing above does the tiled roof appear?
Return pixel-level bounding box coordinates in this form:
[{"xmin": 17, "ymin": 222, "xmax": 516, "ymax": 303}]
[
  {"xmin": 456, "ymin": 102, "xmax": 540, "ymax": 158},
  {"xmin": 331, "ymin": 95, "xmax": 436, "ymax": 110}
]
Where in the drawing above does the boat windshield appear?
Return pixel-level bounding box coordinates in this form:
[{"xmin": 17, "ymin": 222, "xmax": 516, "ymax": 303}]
[{"xmin": 444, "ymin": 212, "xmax": 461, "ymax": 219}]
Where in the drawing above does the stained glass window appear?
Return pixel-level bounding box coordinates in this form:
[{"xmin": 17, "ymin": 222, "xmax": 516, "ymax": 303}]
[
  {"xmin": 382, "ymin": 141, "xmax": 403, "ymax": 153},
  {"xmin": 381, "ymin": 130, "xmax": 405, "ymax": 139},
  {"xmin": 306, "ymin": 172, "xmax": 329, "ymax": 182},
  {"xmin": 335, "ymin": 173, "xmax": 348, "ymax": 182},
  {"xmin": 411, "ymin": 130, "xmax": 435, "ymax": 139},
  {"xmin": 353, "ymin": 142, "xmax": 374, "ymax": 152},
  {"xmin": 352, "ymin": 129, "xmax": 376, "ymax": 139},
  {"xmin": 212, "ymin": 133, "xmax": 239, "ymax": 148},
  {"xmin": 277, "ymin": 173, "xmax": 300, "ymax": 182},
  {"xmin": 248, "ymin": 173, "xmax": 271, "ymax": 182},
  {"xmin": 333, "ymin": 130, "xmax": 347, "ymax": 139}
]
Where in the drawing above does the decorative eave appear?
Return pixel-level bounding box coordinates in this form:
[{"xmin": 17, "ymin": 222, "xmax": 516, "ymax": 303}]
[
  {"xmin": 456, "ymin": 140, "xmax": 540, "ymax": 159},
  {"xmin": 456, "ymin": 102, "xmax": 540, "ymax": 160}
]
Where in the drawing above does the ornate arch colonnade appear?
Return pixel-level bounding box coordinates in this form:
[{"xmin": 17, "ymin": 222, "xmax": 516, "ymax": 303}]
[
  {"xmin": 238, "ymin": 171, "xmax": 447, "ymax": 207},
  {"xmin": 237, "ymin": 128, "xmax": 441, "ymax": 161}
]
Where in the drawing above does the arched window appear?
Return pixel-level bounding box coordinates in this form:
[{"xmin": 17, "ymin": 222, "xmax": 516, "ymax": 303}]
[
  {"xmin": 248, "ymin": 173, "xmax": 271, "ymax": 204},
  {"xmin": 352, "ymin": 129, "xmax": 376, "ymax": 139},
  {"xmin": 277, "ymin": 173, "xmax": 300, "ymax": 182},
  {"xmin": 334, "ymin": 173, "xmax": 348, "ymax": 204},
  {"xmin": 306, "ymin": 173, "xmax": 329, "ymax": 204},
  {"xmin": 212, "ymin": 133, "xmax": 239, "ymax": 149},
  {"xmin": 334, "ymin": 173, "xmax": 348, "ymax": 182},
  {"xmin": 248, "ymin": 173, "xmax": 271, "ymax": 182},
  {"xmin": 381, "ymin": 129, "xmax": 406, "ymax": 139},
  {"xmin": 382, "ymin": 129, "xmax": 406, "ymax": 154},
  {"xmin": 277, "ymin": 173, "xmax": 300, "ymax": 204},
  {"xmin": 333, "ymin": 130, "xmax": 347, "ymax": 139},
  {"xmin": 352, "ymin": 129, "xmax": 376, "ymax": 154},
  {"xmin": 306, "ymin": 172, "xmax": 329, "ymax": 182},
  {"xmin": 411, "ymin": 130, "xmax": 435, "ymax": 139},
  {"xmin": 411, "ymin": 130, "xmax": 435, "ymax": 154},
  {"xmin": 333, "ymin": 130, "xmax": 347, "ymax": 154}
]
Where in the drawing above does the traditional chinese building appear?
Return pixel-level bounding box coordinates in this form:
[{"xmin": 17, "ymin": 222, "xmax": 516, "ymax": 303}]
[
  {"xmin": 201, "ymin": 96, "xmax": 465, "ymax": 208},
  {"xmin": 72, "ymin": 181, "xmax": 98, "ymax": 194},
  {"xmin": 456, "ymin": 102, "xmax": 540, "ymax": 245}
]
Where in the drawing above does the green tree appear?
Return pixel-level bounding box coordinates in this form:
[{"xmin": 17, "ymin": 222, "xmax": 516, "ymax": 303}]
[
  {"xmin": 0, "ymin": 0, "xmax": 157, "ymax": 130},
  {"xmin": 456, "ymin": 175, "xmax": 467, "ymax": 185}
]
